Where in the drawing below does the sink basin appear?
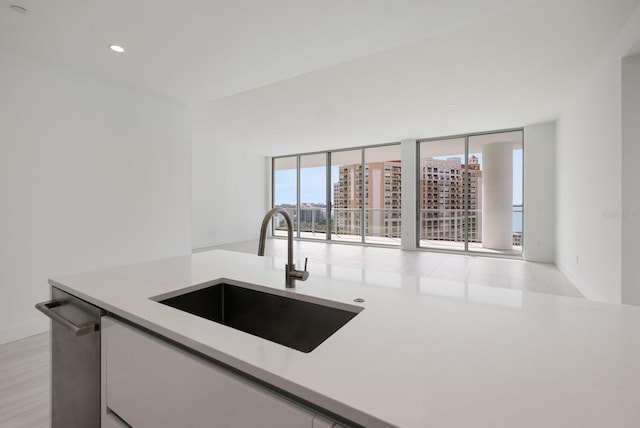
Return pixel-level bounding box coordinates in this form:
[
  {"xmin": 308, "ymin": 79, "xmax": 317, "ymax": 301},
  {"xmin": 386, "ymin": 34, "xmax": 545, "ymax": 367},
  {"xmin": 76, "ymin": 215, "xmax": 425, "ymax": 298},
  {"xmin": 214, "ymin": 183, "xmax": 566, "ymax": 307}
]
[{"xmin": 152, "ymin": 280, "xmax": 362, "ymax": 353}]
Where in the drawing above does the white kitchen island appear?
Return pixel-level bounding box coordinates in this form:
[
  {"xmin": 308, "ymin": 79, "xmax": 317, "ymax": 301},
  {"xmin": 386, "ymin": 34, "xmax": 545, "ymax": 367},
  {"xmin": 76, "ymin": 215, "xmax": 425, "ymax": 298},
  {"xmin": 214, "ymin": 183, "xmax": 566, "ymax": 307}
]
[{"xmin": 49, "ymin": 249, "xmax": 640, "ymax": 428}]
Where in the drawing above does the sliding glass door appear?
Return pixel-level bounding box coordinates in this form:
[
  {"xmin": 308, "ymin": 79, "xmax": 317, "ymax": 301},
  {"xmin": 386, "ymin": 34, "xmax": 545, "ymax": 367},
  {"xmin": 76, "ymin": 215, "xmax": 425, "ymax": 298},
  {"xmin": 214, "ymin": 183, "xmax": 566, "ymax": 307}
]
[
  {"xmin": 273, "ymin": 143, "xmax": 402, "ymax": 246},
  {"xmin": 330, "ymin": 149, "xmax": 363, "ymax": 243},
  {"xmin": 418, "ymin": 130, "xmax": 523, "ymax": 256},
  {"xmin": 364, "ymin": 145, "xmax": 402, "ymax": 245},
  {"xmin": 418, "ymin": 137, "xmax": 467, "ymax": 251},
  {"xmin": 299, "ymin": 154, "xmax": 328, "ymax": 240},
  {"xmin": 467, "ymin": 131, "xmax": 523, "ymax": 255},
  {"xmin": 272, "ymin": 156, "xmax": 297, "ymax": 237}
]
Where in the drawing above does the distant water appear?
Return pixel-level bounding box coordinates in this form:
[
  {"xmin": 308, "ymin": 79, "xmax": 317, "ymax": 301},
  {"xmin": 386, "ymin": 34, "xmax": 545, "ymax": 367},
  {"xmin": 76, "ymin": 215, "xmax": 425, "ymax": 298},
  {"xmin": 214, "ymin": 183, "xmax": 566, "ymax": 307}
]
[{"xmin": 513, "ymin": 207, "xmax": 523, "ymax": 233}]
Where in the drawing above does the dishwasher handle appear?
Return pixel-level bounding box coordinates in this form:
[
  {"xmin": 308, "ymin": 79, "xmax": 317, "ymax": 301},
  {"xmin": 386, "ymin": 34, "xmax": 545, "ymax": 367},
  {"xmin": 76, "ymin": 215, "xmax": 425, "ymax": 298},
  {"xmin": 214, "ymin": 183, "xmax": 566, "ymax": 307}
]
[{"xmin": 35, "ymin": 299, "xmax": 99, "ymax": 336}]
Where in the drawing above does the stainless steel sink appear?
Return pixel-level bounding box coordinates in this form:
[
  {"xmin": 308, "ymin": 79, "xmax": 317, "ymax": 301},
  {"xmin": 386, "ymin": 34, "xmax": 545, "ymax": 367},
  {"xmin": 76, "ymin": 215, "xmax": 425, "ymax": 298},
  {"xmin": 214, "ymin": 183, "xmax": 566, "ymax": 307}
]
[{"xmin": 152, "ymin": 280, "xmax": 363, "ymax": 353}]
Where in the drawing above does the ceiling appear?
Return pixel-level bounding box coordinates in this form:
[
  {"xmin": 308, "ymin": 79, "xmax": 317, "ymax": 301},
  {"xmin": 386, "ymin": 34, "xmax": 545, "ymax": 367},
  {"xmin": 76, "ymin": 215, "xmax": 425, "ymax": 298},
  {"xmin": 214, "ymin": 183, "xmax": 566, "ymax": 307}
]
[
  {"xmin": 1, "ymin": 0, "xmax": 546, "ymax": 106},
  {"xmin": 192, "ymin": 0, "xmax": 640, "ymax": 155},
  {"xmin": 3, "ymin": 0, "xmax": 640, "ymax": 156}
]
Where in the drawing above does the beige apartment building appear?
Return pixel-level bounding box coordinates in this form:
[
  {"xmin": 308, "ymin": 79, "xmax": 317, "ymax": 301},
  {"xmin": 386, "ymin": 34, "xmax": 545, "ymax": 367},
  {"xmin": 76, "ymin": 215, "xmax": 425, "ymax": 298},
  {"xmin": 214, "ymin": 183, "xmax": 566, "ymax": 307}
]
[
  {"xmin": 333, "ymin": 156, "xmax": 483, "ymax": 242},
  {"xmin": 333, "ymin": 161, "xmax": 402, "ymax": 237},
  {"xmin": 419, "ymin": 156, "xmax": 483, "ymax": 243}
]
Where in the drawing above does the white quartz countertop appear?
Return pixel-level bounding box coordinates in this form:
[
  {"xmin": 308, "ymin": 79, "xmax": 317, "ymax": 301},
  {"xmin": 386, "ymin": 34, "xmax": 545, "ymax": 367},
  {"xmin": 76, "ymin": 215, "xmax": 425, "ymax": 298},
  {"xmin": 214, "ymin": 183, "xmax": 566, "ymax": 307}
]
[{"xmin": 49, "ymin": 250, "xmax": 640, "ymax": 428}]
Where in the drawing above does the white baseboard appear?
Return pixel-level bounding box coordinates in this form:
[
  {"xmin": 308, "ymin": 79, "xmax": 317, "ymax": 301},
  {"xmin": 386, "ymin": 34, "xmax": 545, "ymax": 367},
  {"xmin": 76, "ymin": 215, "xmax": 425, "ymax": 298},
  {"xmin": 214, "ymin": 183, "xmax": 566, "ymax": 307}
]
[
  {"xmin": 555, "ymin": 261, "xmax": 607, "ymax": 302},
  {"xmin": 0, "ymin": 318, "xmax": 49, "ymax": 346},
  {"xmin": 522, "ymin": 253, "xmax": 554, "ymax": 263}
]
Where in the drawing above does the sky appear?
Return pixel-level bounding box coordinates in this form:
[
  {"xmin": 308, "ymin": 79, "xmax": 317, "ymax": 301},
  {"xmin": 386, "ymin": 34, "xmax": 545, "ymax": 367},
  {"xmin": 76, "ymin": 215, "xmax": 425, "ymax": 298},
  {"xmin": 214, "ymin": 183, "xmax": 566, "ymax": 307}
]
[{"xmin": 274, "ymin": 150, "xmax": 523, "ymax": 206}]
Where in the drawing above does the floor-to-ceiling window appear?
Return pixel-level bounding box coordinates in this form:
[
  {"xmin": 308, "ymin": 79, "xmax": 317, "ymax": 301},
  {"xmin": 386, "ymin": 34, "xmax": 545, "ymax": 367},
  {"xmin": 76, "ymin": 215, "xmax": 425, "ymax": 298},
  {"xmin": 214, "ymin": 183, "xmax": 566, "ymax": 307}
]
[
  {"xmin": 271, "ymin": 130, "xmax": 522, "ymax": 256},
  {"xmin": 364, "ymin": 145, "xmax": 402, "ymax": 245},
  {"xmin": 272, "ymin": 156, "xmax": 297, "ymax": 237},
  {"xmin": 418, "ymin": 137, "xmax": 467, "ymax": 251},
  {"xmin": 273, "ymin": 142, "xmax": 402, "ymax": 246},
  {"xmin": 299, "ymin": 153, "xmax": 328, "ymax": 240},
  {"xmin": 418, "ymin": 129, "xmax": 523, "ymax": 256},
  {"xmin": 331, "ymin": 149, "xmax": 364, "ymax": 243}
]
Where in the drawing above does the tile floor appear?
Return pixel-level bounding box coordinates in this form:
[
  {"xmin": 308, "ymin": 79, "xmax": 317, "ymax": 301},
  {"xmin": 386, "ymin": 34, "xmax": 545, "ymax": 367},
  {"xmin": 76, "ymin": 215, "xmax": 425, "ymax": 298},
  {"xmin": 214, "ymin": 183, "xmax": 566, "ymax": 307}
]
[{"xmin": 210, "ymin": 239, "xmax": 583, "ymax": 298}]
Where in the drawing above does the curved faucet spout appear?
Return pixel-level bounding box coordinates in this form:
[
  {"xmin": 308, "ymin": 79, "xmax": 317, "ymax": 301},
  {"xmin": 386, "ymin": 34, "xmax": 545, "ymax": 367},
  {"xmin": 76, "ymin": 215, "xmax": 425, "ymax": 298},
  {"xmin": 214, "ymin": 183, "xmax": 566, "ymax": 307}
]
[
  {"xmin": 258, "ymin": 208, "xmax": 293, "ymax": 265},
  {"xmin": 258, "ymin": 208, "xmax": 309, "ymax": 288}
]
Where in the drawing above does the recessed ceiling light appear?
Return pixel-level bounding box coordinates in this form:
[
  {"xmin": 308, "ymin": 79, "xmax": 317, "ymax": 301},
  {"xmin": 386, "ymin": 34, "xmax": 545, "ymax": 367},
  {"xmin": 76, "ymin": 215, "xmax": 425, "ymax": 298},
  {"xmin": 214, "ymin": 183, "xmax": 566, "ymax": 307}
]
[
  {"xmin": 109, "ymin": 44, "xmax": 125, "ymax": 53},
  {"xmin": 10, "ymin": 5, "xmax": 27, "ymax": 14},
  {"xmin": 447, "ymin": 103, "xmax": 457, "ymax": 107}
]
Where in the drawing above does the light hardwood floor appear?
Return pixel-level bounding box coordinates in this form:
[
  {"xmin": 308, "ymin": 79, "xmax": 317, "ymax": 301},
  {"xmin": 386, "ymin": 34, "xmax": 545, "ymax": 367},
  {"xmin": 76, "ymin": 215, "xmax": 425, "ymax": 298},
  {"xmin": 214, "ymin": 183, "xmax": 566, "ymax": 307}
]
[
  {"xmin": 0, "ymin": 332, "xmax": 50, "ymax": 428},
  {"xmin": 1, "ymin": 241, "xmax": 581, "ymax": 428}
]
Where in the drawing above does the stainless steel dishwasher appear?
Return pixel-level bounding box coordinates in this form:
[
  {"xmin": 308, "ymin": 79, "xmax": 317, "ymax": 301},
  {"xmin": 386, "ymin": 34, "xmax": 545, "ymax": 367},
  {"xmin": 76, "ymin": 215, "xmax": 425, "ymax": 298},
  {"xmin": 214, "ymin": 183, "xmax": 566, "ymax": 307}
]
[{"xmin": 36, "ymin": 286, "xmax": 104, "ymax": 428}]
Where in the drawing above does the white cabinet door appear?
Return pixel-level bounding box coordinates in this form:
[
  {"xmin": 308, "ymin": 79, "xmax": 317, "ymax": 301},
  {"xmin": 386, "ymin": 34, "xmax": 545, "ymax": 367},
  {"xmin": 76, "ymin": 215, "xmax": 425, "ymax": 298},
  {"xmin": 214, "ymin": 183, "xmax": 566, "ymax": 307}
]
[{"xmin": 103, "ymin": 317, "xmax": 314, "ymax": 428}]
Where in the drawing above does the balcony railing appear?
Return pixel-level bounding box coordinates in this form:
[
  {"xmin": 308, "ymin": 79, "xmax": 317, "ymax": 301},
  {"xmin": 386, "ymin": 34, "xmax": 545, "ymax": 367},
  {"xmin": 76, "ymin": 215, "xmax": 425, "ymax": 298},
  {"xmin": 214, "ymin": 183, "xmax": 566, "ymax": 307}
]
[
  {"xmin": 419, "ymin": 208, "xmax": 523, "ymax": 251},
  {"xmin": 272, "ymin": 206, "xmax": 522, "ymax": 253},
  {"xmin": 273, "ymin": 207, "xmax": 402, "ymax": 243}
]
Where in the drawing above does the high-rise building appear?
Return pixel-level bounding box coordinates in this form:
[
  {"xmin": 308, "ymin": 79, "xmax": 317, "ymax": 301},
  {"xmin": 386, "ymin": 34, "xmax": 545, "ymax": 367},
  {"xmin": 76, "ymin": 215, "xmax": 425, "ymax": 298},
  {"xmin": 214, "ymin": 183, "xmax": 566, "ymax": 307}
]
[
  {"xmin": 332, "ymin": 157, "xmax": 484, "ymax": 242},
  {"xmin": 333, "ymin": 161, "xmax": 402, "ymax": 238},
  {"xmin": 419, "ymin": 156, "xmax": 482, "ymax": 242}
]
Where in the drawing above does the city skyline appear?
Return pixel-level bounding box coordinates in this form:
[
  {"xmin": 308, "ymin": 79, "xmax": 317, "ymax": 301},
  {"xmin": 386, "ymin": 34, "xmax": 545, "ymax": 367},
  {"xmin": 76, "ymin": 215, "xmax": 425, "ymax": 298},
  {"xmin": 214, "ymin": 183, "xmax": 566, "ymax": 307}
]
[{"xmin": 274, "ymin": 150, "xmax": 523, "ymax": 205}]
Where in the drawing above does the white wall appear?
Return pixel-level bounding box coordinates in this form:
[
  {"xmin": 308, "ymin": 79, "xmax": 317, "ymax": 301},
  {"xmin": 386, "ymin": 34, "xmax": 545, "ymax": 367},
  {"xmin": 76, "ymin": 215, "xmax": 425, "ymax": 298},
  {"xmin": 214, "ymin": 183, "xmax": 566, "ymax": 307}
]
[
  {"xmin": 556, "ymin": 59, "xmax": 622, "ymax": 303},
  {"xmin": 556, "ymin": 7, "xmax": 640, "ymax": 303},
  {"xmin": 191, "ymin": 105, "xmax": 268, "ymax": 250},
  {"xmin": 523, "ymin": 123, "xmax": 555, "ymax": 263},
  {"xmin": 0, "ymin": 50, "xmax": 192, "ymax": 344},
  {"xmin": 621, "ymin": 53, "xmax": 640, "ymax": 304}
]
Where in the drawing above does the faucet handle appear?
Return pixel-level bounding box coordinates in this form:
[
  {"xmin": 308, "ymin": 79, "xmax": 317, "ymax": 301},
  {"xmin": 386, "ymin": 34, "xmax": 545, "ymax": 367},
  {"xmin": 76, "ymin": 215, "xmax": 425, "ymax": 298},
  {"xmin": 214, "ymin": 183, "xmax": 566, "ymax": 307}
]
[
  {"xmin": 299, "ymin": 257, "xmax": 309, "ymax": 280},
  {"xmin": 289, "ymin": 257, "xmax": 310, "ymax": 282}
]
